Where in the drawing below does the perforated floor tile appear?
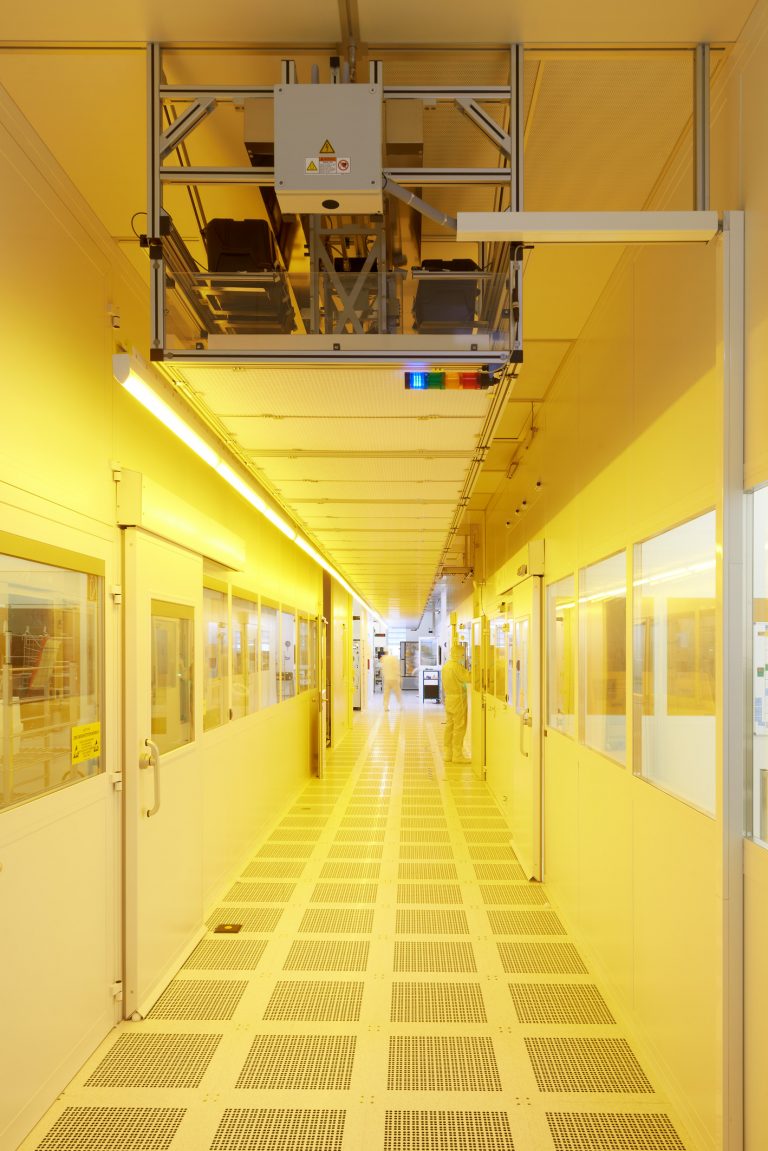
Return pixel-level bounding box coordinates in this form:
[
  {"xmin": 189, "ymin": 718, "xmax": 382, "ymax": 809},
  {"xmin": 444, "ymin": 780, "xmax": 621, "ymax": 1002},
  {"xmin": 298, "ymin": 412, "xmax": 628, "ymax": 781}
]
[
  {"xmin": 397, "ymin": 883, "xmax": 463, "ymax": 905},
  {"xmin": 320, "ymin": 861, "xmax": 382, "ymax": 879},
  {"xmin": 236, "ymin": 1035, "xmax": 356, "ymax": 1090},
  {"xmin": 206, "ymin": 907, "xmax": 283, "ymax": 933},
  {"xmin": 384, "ymin": 1110, "xmax": 515, "ymax": 1151},
  {"xmin": 480, "ymin": 883, "xmax": 548, "ymax": 905},
  {"xmin": 395, "ymin": 909, "xmax": 470, "ymax": 935},
  {"xmin": 298, "ymin": 908, "xmax": 374, "ymax": 933},
  {"xmin": 283, "ymin": 939, "xmax": 370, "ymax": 971},
  {"xmin": 509, "ymin": 983, "xmax": 615, "ymax": 1024},
  {"xmin": 262, "ymin": 980, "xmax": 364, "ymax": 1021},
  {"xmin": 391, "ymin": 982, "xmax": 487, "ymax": 1023},
  {"xmin": 398, "ymin": 862, "xmax": 459, "ymax": 881},
  {"xmin": 310, "ymin": 882, "xmax": 377, "ymax": 903},
  {"xmin": 486, "ymin": 908, "xmax": 566, "ymax": 936},
  {"xmin": 224, "ymin": 882, "xmax": 296, "ymax": 903},
  {"xmin": 387, "ymin": 1036, "xmax": 501, "ymax": 1092},
  {"xmin": 34, "ymin": 1108, "xmax": 186, "ymax": 1151},
  {"xmin": 241, "ymin": 861, "xmax": 306, "ymax": 879},
  {"xmin": 394, "ymin": 941, "xmax": 477, "ymax": 972},
  {"xmin": 85, "ymin": 1034, "xmax": 221, "ymax": 1088},
  {"xmin": 210, "ymin": 1108, "xmax": 346, "ymax": 1151},
  {"xmin": 526, "ymin": 1038, "xmax": 654, "ymax": 1093},
  {"xmin": 546, "ymin": 1111, "xmax": 685, "ymax": 1149},
  {"xmin": 183, "ymin": 939, "xmax": 267, "ymax": 970},
  {"xmin": 148, "ymin": 980, "xmax": 247, "ymax": 1020},
  {"xmin": 498, "ymin": 940, "xmax": 588, "ymax": 974}
]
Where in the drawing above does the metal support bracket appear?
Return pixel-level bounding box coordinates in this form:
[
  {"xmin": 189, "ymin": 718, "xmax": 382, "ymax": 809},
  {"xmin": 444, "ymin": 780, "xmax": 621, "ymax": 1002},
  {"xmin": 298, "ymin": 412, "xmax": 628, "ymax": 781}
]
[
  {"xmin": 159, "ymin": 97, "xmax": 215, "ymax": 159},
  {"xmin": 454, "ymin": 98, "xmax": 512, "ymax": 155}
]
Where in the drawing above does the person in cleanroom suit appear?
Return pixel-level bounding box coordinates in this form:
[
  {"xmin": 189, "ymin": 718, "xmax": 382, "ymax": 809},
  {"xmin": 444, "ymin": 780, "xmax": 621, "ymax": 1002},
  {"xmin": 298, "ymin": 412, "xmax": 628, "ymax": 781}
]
[
  {"xmin": 442, "ymin": 643, "xmax": 471, "ymax": 762},
  {"xmin": 379, "ymin": 650, "xmax": 402, "ymax": 711}
]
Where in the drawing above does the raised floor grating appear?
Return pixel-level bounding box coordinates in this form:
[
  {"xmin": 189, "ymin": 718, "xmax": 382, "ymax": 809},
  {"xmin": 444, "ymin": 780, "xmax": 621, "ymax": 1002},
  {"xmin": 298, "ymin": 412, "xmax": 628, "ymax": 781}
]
[
  {"xmin": 498, "ymin": 941, "xmax": 587, "ymax": 974},
  {"xmin": 394, "ymin": 941, "xmax": 476, "ymax": 973},
  {"xmin": 34, "ymin": 1108, "xmax": 186, "ymax": 1150},
  {"xmin": 148, "ymin": 980, "xmax": 247, "ymax": 1020},
  {"xmin": 236, "ymin": 1035, "xmax": 356, "ymax": 1090},
  {"xmin": 310, "ymin": 882, "xmax": 377, "ymax": 904},
  {"xmin": 397, "ymin": 884, "xmax": 463, "ymax": 905},
  {"xmin": 256, "ymin": 842, "xmax": 315, "ymax": 859},
  {"xmin": 398, "ymin": 862, "xmax": 459, "ymax": 881},
  {"xmin": 327, "ymin": 843, "xmax": 384, "ymax": 859},
  {"xmin": 487, "ymin": 909, "xmax": 566, "ymax": 936},
  {"xmin": 210, "ymin": 1109, "xmax": 345, "ymax": 1151},
  {"xmin": 387, "ymin": 1036, "xmax": 501, "ymax": 1092},
  {"xmin": 391, "ymin": 982, "xmax": 487, "ymax": 1023},
  {"xmin": 463, "ymin": 830, "xmax": 512, "ymax": 843},
  {"xmin": 399, "ymin": 829, "xmax": 451, "ymax": 844},
  {"xmin": 262, "ymin": 980, "xmax": 364, "ymax": 1021},
  {"xmin": 398, "ymin": 844, "xmax": 454, "ymax": 860},
  {"xmin": 242, "ymin": 861, "xmax": 306, "ymax": 879},
  {"xmin": 265, "ymin": 828, "xmax": 319, "ymax": 842},
  {"xmin": 396, "ymin": 909, "xmax": 470, "ymax": 935},
  {"xmin": 473, "ymin": 862, "xmax": 525, "ymax": 881},
  {"xmin": 546, "ymin": 1111, "xmax": 685, "ymax": 1149},
  {"xmin": 298, "ymin": 908, "xmax": 374, "ymax": 933},
  {"xmin": 510, "ymin": 983, "xmax": 615, "ymax": 1024},
  {"xmin": 206, "ymin": 907, "xmax": 283, "ymax": 933},
  {"xmin": 526, "ymin": 1038, "xmax": 654, "ymax": 1093},
  {"xmin": 183, "ymin": 939, "xmax": 267, "ymax": 970},
  {"xmin": 224, "ymin": 882, "xmax": 296, "ymax": 903},
  {"xmin": 84, "ymin": 1033, "xmax": 221, "ymax": 1088},
  {"xmin": 320, "ymin": 861, "xmax": 381, "ymax": 880},
  {"xmin": 466, "ymin": 844, "xmax": 517, "ymax": 860},
  {"xmin": 384, "ymin": 1110, "xmax": 515, "ymax": 1151},
  {"xmin": 334, "ymin": 828, "xmax": 386, "ymax": 842},
  {"xmin": 480, "ymin": 883, "xmax": 548, "ymax": 905},
  {"xmin": 283, "ymin": 940, "xmax": 370, "ymax": 971}
]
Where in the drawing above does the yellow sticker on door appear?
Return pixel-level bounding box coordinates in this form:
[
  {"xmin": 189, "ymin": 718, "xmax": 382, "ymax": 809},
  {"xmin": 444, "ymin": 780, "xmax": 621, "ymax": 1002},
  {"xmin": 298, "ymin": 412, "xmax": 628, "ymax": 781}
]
[{"xmin": 71, "ymin": 721, "xmax": 101, "ymax": 765}]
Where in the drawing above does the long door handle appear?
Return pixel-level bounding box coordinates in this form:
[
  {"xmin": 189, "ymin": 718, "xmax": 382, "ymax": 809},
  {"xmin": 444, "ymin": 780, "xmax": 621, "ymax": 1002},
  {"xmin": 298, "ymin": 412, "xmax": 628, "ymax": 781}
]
[
  {"xmin": 520, "ymin": 709, "xmax": 531, "ymax": 757},
  {"xmin": 139, "ymin": 737, "xmax": 161, "ymax": 817}
]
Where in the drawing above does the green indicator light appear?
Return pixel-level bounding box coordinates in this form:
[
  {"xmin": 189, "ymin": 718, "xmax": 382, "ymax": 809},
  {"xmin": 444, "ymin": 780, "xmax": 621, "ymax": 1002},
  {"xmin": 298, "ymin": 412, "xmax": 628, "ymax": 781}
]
[{"xmin": 426, "ymin": 371, "xmax": 446, "ymax": 389}]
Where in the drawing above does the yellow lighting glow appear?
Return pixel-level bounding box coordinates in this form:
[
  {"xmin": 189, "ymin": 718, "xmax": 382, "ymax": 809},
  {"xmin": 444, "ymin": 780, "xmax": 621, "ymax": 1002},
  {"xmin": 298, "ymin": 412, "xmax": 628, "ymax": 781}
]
[{"xmin": 114, "ymin": 354, "xmax": 376, "ymax": 614}]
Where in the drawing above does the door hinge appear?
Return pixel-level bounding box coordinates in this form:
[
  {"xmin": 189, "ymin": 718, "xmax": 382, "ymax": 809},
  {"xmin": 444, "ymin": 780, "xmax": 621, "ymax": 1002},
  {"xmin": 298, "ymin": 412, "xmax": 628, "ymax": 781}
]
[
  {"xmin": 111, "ymin": 585, "xmax": 123, "ymax": 605},
  {"xmin": 110, "ymin": 980, "xmax": 123, "ymax": 1001},
  {"xmin": 110, "ymin": 772, "xmax": 123, "ymax": 792}
]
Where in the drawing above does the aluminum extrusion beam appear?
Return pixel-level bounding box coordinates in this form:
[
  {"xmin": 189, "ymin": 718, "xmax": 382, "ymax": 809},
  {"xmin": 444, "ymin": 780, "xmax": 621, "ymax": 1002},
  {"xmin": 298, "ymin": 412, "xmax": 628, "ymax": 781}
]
[
  {"xmin": 161, "ymin": 166, "xmax": 275, "ymax": 184},
  {"xmin": 455, "ymin": 98, "xmax": 512, "ymax": 155},
  {"xmin": 694, "ymin": 43, "xmax": 711, "ymax": 211},
  {"xmin": 457, "ymin": 210, "xmax": 720, "ymax": 243},
  {"xmin": 160, "ymin": 97, "xmax": 215, "ymax": 158}
]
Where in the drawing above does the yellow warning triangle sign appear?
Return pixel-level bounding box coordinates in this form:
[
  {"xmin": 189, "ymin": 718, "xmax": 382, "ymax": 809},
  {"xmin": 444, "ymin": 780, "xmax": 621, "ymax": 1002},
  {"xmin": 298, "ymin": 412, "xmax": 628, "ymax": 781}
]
[
  {"xmin": 319, "ymin": 139, "xmax": 335, "ymax": 154},
  {"xmin": 306, "ymin": 160, "xmax": 318, "ymax": 172}
]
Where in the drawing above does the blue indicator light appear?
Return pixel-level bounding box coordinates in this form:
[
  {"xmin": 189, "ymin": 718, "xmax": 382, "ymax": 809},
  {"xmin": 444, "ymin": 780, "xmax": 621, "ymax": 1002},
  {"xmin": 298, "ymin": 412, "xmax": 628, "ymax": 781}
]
[{"xmin": 406, "ymin": 371, "xmax": 427, "ymax": 390}]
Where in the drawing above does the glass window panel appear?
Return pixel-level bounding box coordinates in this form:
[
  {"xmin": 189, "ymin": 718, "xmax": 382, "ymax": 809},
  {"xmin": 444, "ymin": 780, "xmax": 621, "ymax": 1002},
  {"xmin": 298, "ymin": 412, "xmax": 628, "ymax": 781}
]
[
  {"xmin": 580, "ymin": 552, "xmax": 626, "ymax": 764},
  {"xmin": 231, "ymin": 594, "xmax": 258, "ymax": 718},
  {"xmin": 151, "ymin": 600, "xmax": 194, "ymax": 754},
  {"xmin": 203, "ymin": 587, "xmax": 229, "ymax": 731},
  {"xmin": 309, "ymin": 616, "xmax": 318, "ymax": 690},
  {"xmin": 472, "ymin": 619, "xmax": 484, "ymax": 693},
  {"xmin": 753, "ymin": 489, "xmax": 768, "ymax": 843},
  {"xmin": 298, "ymin": 613, "xmax": 310, "ymax": 693},
  {"xmin": 490, "ymin": 617, "xmax": 507, "ymax": 703},
  {"xmin": 633, "ymin": 514, "xmax": 716, "ymax": 811},
  {"xmin": 260, "ymin": 603, "xmax": 278, "ymax": 708},
  {"xmin": 515, "ymin": 617, "xmax": 530, "ymax": 714},
  {"xmin": 547, "ymin": 574, "xmax": 576, "ymax": 737},
  {"xmin": 420, "ymin": 637, "xmax": 438, "ymax": 667},
  {"xmin": 280, "ymin": 610, "xmax": 296, "ymax": 700},
  {"xmin": 0, "ymin": 553, "xmax": 103, "ymax": 810}
]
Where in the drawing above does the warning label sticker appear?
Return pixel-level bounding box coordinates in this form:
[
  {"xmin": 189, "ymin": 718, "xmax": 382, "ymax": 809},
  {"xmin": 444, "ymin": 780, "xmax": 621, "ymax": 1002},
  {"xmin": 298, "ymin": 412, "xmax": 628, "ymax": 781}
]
[
  {"xmin": 337, "ymin": 157, "xmax": 351, "ymax": 173},
  {"xmin": 319, "ymin": 139, "xmax": 335, "ymax": 154},
  {"xmin": 306, "ymin": 158, "xmax": 318, "ymax": 172},
  {"xmin": 71, "ymin": 721, "xmax": 101, "ymax": 766}
]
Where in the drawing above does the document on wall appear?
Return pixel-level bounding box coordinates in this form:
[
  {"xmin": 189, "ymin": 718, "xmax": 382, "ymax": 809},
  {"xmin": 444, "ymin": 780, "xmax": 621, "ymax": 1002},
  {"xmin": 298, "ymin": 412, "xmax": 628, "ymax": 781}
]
[{"xmin": 754, "ymin": 623, "xmax": 768, "ymax": 735}]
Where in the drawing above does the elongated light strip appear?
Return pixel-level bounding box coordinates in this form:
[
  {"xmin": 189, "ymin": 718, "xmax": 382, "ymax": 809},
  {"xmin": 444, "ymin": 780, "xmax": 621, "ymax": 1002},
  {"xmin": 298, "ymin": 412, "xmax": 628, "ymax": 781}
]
[{"xmin": 113, "ymin": 354, "xmax": 377, "ymax": 617}]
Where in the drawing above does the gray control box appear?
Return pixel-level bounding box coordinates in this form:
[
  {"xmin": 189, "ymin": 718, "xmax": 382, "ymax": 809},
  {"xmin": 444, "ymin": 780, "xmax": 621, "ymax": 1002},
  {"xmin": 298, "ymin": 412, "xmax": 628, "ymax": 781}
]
[{"xmin": 274, "ymin": 83, "xmax": 383, "ymax": 214}]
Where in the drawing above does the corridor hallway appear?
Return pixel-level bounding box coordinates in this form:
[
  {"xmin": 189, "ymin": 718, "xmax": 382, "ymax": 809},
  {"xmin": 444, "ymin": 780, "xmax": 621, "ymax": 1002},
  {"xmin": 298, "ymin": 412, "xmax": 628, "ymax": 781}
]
[{"xmin": 24, "ymin": 702, "xmax": 688, "ymax": 1151}]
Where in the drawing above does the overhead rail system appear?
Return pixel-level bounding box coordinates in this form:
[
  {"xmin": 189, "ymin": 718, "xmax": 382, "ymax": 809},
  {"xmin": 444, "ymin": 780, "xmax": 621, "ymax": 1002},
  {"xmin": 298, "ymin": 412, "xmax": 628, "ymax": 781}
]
[{"xmin": 146, "ymin": 43, "xmax": 525, "ymax": 370}]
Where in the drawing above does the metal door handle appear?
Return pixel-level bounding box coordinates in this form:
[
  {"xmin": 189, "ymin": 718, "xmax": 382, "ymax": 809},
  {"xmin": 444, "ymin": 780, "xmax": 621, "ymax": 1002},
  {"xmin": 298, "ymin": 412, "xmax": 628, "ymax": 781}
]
[
  {"xmin": 139, "ymin": 738, "xmax": 161, "ymax": 817},
  {"xmin": 520, "ymin": 709, "xmax": 531, "ymax": 757}
]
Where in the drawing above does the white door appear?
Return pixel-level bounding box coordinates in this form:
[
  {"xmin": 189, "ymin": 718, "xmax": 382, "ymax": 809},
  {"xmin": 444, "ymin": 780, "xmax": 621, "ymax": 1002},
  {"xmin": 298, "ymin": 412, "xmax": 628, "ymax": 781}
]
[
  {"xmin": 508, "ymin": 576, "xmax": 542, "ymax": 879},
  {"xmin": 122, "ymin": 528, "xmax": 204, "ymax": 1018},
  {"xmin": 319, "ymin": 616, "xmax": 328, "ymax": 776}
]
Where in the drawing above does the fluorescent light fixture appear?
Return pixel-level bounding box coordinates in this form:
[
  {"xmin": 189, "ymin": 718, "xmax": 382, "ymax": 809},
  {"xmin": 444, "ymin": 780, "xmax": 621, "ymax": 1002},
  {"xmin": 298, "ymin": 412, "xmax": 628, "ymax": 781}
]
[{"xmin": 114, "ymin": 352, "xmax": 377, "ymax": 614}]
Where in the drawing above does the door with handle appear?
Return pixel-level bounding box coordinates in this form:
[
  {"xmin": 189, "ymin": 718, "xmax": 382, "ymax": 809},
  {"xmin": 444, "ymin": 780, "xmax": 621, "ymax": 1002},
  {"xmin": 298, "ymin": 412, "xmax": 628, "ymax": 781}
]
[
  {"xmin": 122, "ymin": 528, "xmax": 204, "ymax": 1018},
  {"xmin": 508, "ymin": 576, "xmax": 542, "ymax": 879}
]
